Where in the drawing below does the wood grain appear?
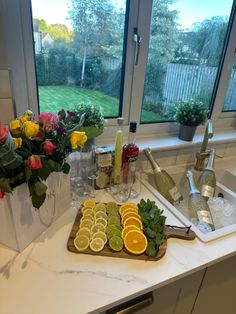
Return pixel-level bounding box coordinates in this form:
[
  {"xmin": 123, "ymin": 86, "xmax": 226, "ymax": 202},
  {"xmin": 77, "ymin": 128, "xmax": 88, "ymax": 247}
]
[{"xmin": 67, "ymin": 205, "xmax": 196, "ymax": 261}]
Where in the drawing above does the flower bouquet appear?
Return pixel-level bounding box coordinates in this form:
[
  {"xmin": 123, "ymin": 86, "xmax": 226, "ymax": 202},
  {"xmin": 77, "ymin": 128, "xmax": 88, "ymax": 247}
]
[{"xmin": 0, "ymin": 110, "xmax": 87, "ymax": 209}]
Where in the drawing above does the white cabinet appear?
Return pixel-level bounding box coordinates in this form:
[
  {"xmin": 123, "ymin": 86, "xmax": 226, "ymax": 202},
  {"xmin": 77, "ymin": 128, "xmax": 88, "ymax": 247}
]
[{"xmin": 192, "ymin": 255, "xmax": 236, "ymax": 314}]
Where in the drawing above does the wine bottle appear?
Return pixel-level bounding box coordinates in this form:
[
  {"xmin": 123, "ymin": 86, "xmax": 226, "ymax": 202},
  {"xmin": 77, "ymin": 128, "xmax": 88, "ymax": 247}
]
[
  {"xmin": 198, "ymin": 149, "xmax": 216, "ymax": 200},
  {"xmin": 186, "ymin": 170, "xmax": 215, "ymax": 231},
  {"xmin": 144, "ymin": 148, "xmax": 183, "ymax": 204},
  {"xmin": 113, "ymin": 117, "xmax": 124, "ymax": 184}
]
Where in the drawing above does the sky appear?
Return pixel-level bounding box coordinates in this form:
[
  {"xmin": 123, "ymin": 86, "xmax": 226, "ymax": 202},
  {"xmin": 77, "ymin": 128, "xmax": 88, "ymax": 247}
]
[{"xmin": 31, "ymin": 0, "xmax": 233, "ymax": 31}]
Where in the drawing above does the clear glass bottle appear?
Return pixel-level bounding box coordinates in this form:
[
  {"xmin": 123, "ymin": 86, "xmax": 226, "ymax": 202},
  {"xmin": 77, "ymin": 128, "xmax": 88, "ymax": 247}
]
[
  {"xmin": 187, "ymin": 170, "xmax": 215, "ymax": 231},
  {"xmin": 144, "ymin": 147, "xmax": 183, "ymax": 205},
  {"xmin": 198, "ymin": 149, "xmax": 216, "ymax": 200},
  {"xmin": 113, "ymin": 117, "xmax": 124, "ymax": 184}
]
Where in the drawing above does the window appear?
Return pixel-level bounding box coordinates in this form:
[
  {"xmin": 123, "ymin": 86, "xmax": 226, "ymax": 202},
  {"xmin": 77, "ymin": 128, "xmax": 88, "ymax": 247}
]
[
  {"xmin": 222, "ymin": 52, "xmax": 236, "ymax": 112},
  {"xmin": 1, "ymin": 0, "xmax": 236, "ymax": 137},
  {"xmin": 31, "ymin": 0, "xmax": 127, "ymax": 118}
]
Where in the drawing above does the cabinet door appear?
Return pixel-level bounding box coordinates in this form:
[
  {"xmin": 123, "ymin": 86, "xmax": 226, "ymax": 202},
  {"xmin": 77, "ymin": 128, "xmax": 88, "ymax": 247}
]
[{"xmin": 192, "ymin": 255, "xmax": 236, "ymax": 314}]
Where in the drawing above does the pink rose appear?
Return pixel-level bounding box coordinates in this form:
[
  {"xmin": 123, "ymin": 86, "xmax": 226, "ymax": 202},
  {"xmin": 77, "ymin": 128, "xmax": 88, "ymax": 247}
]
[
  {"xmin": 0, "ymin": 188, "xmax": 5, "ymax": 199},
  {"xmin": 0, "ymin": 125, "xmax": 9, "ymax": 144},
  {"xmin": 38, "ymin": 112, "xmax": 59, "ymax": 132},
  {"xmin": 43, "ymin": 140, "xmax": 57, "ymax": 155},
  {"xmin": 27, "ymin": 155, "xmax": 42, "ymax": 171}
]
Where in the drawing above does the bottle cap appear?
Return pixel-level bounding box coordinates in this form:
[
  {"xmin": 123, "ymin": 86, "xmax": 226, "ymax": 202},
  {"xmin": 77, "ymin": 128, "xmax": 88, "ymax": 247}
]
[
  {"xmin": 129, "ymin": 122, "xmax": 137, "ymax": 133},
  {"xmin": 117, "ymin": 117, "xmax": 124, "ymax": 126}
]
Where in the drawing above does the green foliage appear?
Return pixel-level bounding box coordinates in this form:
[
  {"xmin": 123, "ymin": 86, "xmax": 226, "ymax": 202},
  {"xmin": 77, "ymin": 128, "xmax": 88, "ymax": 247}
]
[
  {"xmin": 138, "ymin": 198, "xmax": 166, "ymax": 257},
  {"xmin": 46, "ymin": 24, "xmax": 73, "ymax": 43},
  {"xmin": 174, "ymin": 100, "xmax": 208, "ymax": 126},
  {"xmin": 39, "ymin": 19, "xmax": 47, "ymax": 32}
]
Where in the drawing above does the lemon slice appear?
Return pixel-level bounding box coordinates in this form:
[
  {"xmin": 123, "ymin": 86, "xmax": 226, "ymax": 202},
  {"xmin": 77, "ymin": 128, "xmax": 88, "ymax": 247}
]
[
  {"xmin": 95, "ymin": 217, "xmax": 107, "ymax": 227},
  {"xmin": 83, "ymin": 208, "xmax": 94, "ymax": 217},
  {"xmin": 90, "ymin": 238, "xmax": 104, "ymax": 252},
  {"xmin": 95, "ymin": 211, "xmax": 107, "ymax": 220},
  {"xmin": 83, "ymin": 199, "xmax": 96, "ymax": 209},
  {"xmin": 76, "ymin": 227, "xmax": 92, "ymax": 239},
  {"xmin": 92, "ymin": 231, "xmax": 107, "ymax": 244},
  {"xmin": 80, "ymin": 219, "xmax": 93, "ymax": 229},
  {"xmin": 109, "ymin": 236, "xmax": 123, "ymax": 251},
  {"xmin": 91, "ymin": 223, "xmax": 106, "ymax": 234},
  {"xmin": 74, "ymin": 235, "xmax": 90, "ymax": 252},
  {"xmin": 94, "ymin": 203, "xmax": 106, "ymax": 212},
  {"xmin": 81, "ymin": 206, "xmax": 94, "ymax": 214},
  {"xmin": 81, "ymin": 214, "xmax": 94, "ymax": 223}
]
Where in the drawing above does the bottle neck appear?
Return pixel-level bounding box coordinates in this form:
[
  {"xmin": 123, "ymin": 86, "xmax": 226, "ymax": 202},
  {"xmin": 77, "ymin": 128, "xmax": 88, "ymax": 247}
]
[
  {"xmin": 205, "ymin": 149, "xmax": 215, "ymax": 171},
  {"xmin": 144, "ymin": 148, "xmax": 162, "ymax": 172},
  {"xmin": 128, "ymin": 131, "xmax": 136, "ymax": 145},
  {"xmin": 187, "ymin": 171, "xmax": 200, "ymax": 195}
]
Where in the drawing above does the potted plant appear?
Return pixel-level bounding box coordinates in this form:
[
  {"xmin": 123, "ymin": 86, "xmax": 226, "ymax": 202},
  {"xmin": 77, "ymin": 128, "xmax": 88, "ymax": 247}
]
[{"xmin": 174, "ymin": 100, "xmax": 208, "ymax": 141}]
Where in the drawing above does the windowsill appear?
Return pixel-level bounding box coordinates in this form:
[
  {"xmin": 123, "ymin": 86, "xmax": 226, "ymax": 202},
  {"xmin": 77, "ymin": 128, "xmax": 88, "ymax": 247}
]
[{"xmin": 97, "ymin": 130, "xmax": 236, "ymax": 152}]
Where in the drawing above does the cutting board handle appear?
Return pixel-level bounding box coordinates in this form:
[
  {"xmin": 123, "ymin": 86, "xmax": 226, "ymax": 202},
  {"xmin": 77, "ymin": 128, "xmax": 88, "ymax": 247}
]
[{"xmin": 165, "ymin": 225, "xmax": 196, "ymax": 240}]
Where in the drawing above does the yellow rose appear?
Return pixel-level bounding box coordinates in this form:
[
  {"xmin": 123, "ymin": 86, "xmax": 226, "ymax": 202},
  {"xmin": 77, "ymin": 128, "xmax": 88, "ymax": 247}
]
[
  {"xmin": 19, "ymin": 112, "xmax": 33, "ymax": 126},
  {"xmin": 70, "ymin": 131, "xmax": 87, "ymax": 150},
  {"xmin": 9, "ymin": 120, "xmax": 21, "ymax": 136},
  {"xmin": 13, "ymin": 137, "xmax": 22, "ymax": 149},
  {"xmin": 23, "ymin": 121, "xmax": 39, "ymax": 139}
]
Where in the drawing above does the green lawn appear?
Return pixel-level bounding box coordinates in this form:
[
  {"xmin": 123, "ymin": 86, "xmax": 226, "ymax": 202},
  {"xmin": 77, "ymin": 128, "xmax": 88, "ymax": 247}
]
[{"xmin": 38, "ymin": 86, "xmax": 119, "ymax": 116}]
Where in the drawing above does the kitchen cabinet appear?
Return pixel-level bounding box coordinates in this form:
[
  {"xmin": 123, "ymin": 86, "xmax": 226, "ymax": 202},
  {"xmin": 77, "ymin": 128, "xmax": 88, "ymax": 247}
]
[
  {"xmin": 192, "ymin": 255, "xmax": 236, "ymax": 314},
  {"xmin": 106, "ymin": 269, "xmax": 204, "ymax": 314}
]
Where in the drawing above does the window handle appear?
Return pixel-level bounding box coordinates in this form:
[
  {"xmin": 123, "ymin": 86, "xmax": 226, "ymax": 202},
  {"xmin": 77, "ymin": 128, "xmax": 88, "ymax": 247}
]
[{"xmin": 133, "ymin": 27, "xmax": 142, "ymax": 65}]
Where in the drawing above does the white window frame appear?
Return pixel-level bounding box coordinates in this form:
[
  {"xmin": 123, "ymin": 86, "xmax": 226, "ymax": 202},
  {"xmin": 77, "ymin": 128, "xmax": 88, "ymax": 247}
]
[{"xmin": 1, "ymin": 0, "xmax": 236, "ymax": 141}]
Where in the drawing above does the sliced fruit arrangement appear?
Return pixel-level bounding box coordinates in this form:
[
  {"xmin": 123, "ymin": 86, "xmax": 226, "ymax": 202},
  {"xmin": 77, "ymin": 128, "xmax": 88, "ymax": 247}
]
[
  {"xmin": 106, "ymin": 202, "xmax": 124, "ymax": 252},
  {"xmin": 74, "ymin": 199, "xmax": 108, "ymax": 252}
]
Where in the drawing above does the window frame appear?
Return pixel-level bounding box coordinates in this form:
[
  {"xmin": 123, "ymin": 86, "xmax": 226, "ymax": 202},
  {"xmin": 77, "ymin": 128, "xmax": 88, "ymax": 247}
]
[{"xmin": 1, "ymin": 0, "xmax": 236, "ymax": 141}]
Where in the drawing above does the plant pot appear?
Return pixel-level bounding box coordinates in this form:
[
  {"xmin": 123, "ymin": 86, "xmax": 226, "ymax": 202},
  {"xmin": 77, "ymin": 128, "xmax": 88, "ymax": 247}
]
[
  {"xmin": 0, "ymin": 172, "xmax": 70, "ymax": 252},
  {"xmin": 178, "ymin": 125, "xmax": 197, "ymax": 141}
]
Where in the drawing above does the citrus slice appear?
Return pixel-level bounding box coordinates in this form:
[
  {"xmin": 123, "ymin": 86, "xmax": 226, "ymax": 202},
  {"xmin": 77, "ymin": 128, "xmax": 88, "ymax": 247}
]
[
  {"xmin": 119, "ymin": 203, "xmax": 138, "ymax": 215},
  {"xmin": 108, "ymin": 216, "xmax": 120, "ymax": 226},
  {"xmin": 91, "ymin": 223, "xmax": 106, "ymax": 234},
  {"xmin": 124, "ymin": 230, "xmax": 147, "ymax": 255},
  {"xmin": 81, "ymin": 214, "xmax": 94, "ymax": 223},
  {"xmin": 76, "ymin": 227, "xmax": 92, "ymax": 240},
  {"xmin": 80, "ymin": 219, "xmax": 93, "ymax": 229},
  {"xmin": 92, "ymin": 231, "xmax": 107, "ymax": 244},
  {"xmin": 107, "ymin": 228, "xmax": 122, "ymax": 240},
  {"xmin": 95, "ymin": 217, "xmax": 107, "ymax": 227},
  {"xmin": 83, "ymin": 208, "xmax": 94, "ymax": 217},
  {"xmin": 121, "ymin": 212, "xmax": 141, "ymax": 226},
  {"xmin": 81, "ymin": 206, "xmax": 94, "ymax": 215},
  {"xmin": 89, "ymin": 238, "xmax": 104, "ymax": 252},
  {"xmin": 107, "ymin": 211, "xmax": 120, "ymax": 218},
  {"xmin": 109, "ymin": 236, "xmax": 123, "ymax": 251},
  {"xmin": 106, "ymin": 223, "xmax": 122, "ymax": 232},
  {"xmin": 123, "ymin": 217, "xmax": 143, "ymax": 229},
  {"xmin": 83, "ymin": 199, "xmax": 96, "ymax": 209},
  {"xmin": 121, "ymin": 225, "xmax": 140, "ymax": 239},
  {"xmin": 95, "ymin": 211, "xmax": 107, "ymax": 220},
  {"xmin": 122, "ymin": 207, "xmax": 138, "ymax": 217},
  {"xmin": 106, "ymin": 202, "xmax": 119, "ymax": 213},
  {"xmin": 74, "ymin": 235, "xmax": 90, "ymax": 252},
  {"xmin": 94, "ymin": 203, "xmax": 106, "ymax": 212}
]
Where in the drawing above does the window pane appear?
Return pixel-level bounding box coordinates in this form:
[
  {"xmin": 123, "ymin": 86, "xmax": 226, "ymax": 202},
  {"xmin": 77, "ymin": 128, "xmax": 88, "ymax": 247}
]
[
  {"xmin": 222, "ymin": 53, "xmax": 236, "ymax": 111},
  {"xmin": 31, "ymin": 0, "xmax": 126, "ymax": 117},
  {"xmin": 140, "ymin": 0, "xmax": 234, "ymax": 123}
]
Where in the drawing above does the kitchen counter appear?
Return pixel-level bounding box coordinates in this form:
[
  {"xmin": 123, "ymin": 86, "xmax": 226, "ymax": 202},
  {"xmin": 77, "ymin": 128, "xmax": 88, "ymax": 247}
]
[{"xmin": 1, "ymin": 184, "xmax": 236, "ymax": 314}]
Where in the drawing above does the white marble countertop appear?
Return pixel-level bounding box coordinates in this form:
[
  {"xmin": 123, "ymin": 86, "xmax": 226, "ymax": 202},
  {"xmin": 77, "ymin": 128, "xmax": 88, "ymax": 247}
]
[{"xmin": 1, "ymin": 184, "xmax": 236, "ymax": 314}]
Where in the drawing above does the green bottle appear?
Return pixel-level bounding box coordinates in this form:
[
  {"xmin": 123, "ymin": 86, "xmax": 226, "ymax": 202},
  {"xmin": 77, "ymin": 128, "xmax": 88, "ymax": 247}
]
[
  {"xmin": 187, "ymin": 170, "xmax": 215, "ymax": 231},
  {"xmin": 198, "ymin": 149, "xmax": 216, "ymax": 200}
]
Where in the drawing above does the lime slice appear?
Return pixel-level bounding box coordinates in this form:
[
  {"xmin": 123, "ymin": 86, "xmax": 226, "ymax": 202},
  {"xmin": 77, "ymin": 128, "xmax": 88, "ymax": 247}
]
[
  {"xmin": 95, "ymin": 217, "xmax": 107, "ymax": 227},
  {"xmin": 80, "ymin": 219, "xmax": 93, "ymax": 229},
  {"xmin": 90, "ymin": 238, "xmax": 104, "ymax": 252},
  {"xmin": 106, "ymin": 202, "xmax": 119, "ymax": 212},
  {"xmin": 107, "ymin": 211, "xmax": 120, "ymax": 218},
  {"xmin": 74, "ymin": 235, "xmax": 90, "ymax": 252},
  {"xmin": 106, "ymin": 223, "xmax": 122, "ymax": 232},
  {"xmin": 109, "ymin": 236, "xmax": 123, "ymax": 251},
  {"xmin": 91, "ymin": 223, "xmax": 106, "ymax": 234},
  {"xmin": 95, "ymin": 211, "xmax": 107, "ymax": 220},
  {"xmin": 107, "ymin": 228, "xmax": 122, "ymax": 240},
  {"xmin": 92, "ymin": 231, "xmax": 107, "ymax": 244},
  {"xmin": 76, "ymin": 227, "xmax": 92, "ymax": 240},
  {"xmin": 108, "ymin": 216, "xmax": 120, "ymax": 225}
]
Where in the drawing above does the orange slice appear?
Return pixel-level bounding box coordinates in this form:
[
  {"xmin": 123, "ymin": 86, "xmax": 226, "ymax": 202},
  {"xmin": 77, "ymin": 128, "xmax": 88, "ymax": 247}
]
[
  {"xmin": 121, "ymin": 207, "xmax": 138, "ymax": 217},
  {"xmin": 121, "ymin": 212, "xmax": 141, "ymax": 226},
  {"xmin": 123, "ymin": 216, "xmax": 143, "ymax": 229},
  {"xmin": 124, "ymin": 230, "xmax": 147, "ymax": 255},
  {"xmin": 119, "ymin": 203, "xmax": 138, "ymax": 215},
  {"xmin": 121, "ymin": 225, "xmax": 140, "ymax": 239}
]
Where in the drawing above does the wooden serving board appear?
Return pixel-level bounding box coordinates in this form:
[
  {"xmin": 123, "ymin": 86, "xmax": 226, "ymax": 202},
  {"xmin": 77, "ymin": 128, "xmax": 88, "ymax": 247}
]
[{"xmin": 67, "ymin": 209, "xmax": 196, "ymax": 261}]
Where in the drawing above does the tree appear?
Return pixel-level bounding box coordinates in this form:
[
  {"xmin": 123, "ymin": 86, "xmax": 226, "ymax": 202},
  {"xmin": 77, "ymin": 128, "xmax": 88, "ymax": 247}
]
[
  {"xmin": 47, "ymin": 24, "xmax": 73, "ymax": 44},
  {"xmin": 40, "ymin": 19, "xmax": 47, "ymax": 32},
  {"xmin": 68, "ymin": 0, "xmax": 116, "ymax": 87}
]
